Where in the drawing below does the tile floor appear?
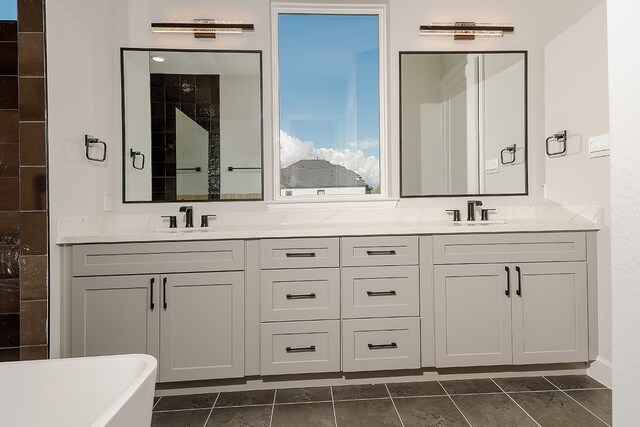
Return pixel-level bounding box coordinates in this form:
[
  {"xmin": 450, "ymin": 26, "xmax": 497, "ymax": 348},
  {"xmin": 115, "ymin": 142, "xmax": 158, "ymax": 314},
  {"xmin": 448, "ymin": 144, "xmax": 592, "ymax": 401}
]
[{"xmin": 151, "ymin": 375, "xmax": 611, "ymax": 427}]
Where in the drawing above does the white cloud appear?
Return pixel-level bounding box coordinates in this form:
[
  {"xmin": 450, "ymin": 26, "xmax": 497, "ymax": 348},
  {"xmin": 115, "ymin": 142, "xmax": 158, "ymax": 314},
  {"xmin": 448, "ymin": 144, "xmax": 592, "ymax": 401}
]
[{"xmin": 280, "ymin": 130, "xmax": 380, "ymax": 187}]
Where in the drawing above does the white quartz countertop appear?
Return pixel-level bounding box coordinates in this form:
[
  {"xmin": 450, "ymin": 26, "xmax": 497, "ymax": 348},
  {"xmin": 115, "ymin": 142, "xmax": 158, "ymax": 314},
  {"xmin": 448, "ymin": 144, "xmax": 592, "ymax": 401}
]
[{"xmin": 56, "ymin": 208, "xmax": 600, "ymax": 245}]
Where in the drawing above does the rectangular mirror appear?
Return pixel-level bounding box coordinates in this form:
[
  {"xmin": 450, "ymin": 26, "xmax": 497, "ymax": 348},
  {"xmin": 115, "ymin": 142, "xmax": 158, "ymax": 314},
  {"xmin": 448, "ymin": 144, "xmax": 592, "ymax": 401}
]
[
  {"xmin": 400, "ymin": 51, "xmax": 527, "ymax": 197},
  {"xmin": 121, "ymin": 49, "xmax": 263, "ymax": 203}
]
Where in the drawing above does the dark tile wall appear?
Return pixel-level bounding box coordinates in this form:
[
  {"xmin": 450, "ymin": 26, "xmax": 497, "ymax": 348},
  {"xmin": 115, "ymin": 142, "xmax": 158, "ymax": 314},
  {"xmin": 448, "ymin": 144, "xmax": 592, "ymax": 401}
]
[
  {"xmin": 0, "ymin": 0, "xmax": 48, "ymax": 362},
  {"xmin": 149, "ymin": 73, "xmax": 220, "ymax": 201}
]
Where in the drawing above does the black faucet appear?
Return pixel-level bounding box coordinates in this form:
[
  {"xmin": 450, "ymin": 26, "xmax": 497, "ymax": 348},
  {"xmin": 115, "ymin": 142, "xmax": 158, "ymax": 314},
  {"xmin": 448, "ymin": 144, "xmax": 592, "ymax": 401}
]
[
  {"xmin": 467, "ymin": 200, "xmax": 483, "ymax": 221},
  {"xmin": 179, "ymin": 206, "xmax": 194, "ymax": 228}
]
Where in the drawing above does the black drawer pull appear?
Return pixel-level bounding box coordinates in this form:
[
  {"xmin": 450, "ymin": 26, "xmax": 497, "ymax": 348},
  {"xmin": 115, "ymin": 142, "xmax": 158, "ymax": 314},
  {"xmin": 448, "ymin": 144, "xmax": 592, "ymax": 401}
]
[
  {"xmin": 286, "ymin": 293, "xmax": 317, "ymax": 300},
  {"xmin": 150, "ymin": 278, "xmax": 155, "ymax": 311},
  {"xmin": 515, "ymin": 266, "xmax": 522, "ymax": 297},
  {"xmin": 367, "ymin": 290, "xmax": 397, "ymax": 297},
  {"xmin": 162, "ymin": 277, "xmax": 168, "ymax": 310},
  {"xmin": 368, "ymin": 342, "xmax": 398, "ymax": 350},
  {"xmin": 286, "ymin": 252, "xmax": 317, "ymax": 258},
  {"xmin": 505, "ymin": 266, "xmax": 511, "ymax": 297},
  {"xmin": 366, "ymin": 250, "xmax": 397, "ymax": 256},
  {"xmin": 286, "ymin": 345, "xmax": 316, "ymax": 353}
]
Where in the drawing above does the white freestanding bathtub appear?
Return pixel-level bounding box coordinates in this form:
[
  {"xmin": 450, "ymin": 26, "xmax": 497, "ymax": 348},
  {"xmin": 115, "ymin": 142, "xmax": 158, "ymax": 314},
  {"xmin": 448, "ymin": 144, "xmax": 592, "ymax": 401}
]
[{"xmin": 0, "ymin": 354, "xmax": 157, "ymax": 427}]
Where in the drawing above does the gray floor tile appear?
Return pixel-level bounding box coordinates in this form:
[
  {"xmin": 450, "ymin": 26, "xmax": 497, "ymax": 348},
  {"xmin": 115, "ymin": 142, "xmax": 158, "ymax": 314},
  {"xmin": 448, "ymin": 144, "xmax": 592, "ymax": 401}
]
[
  {"xmin": 452, "ymin": 393, "xmax": 537, "ymax": 427},
  {"xmin": 545, "ymin": 374, "xmax": 606, "ymax": 390},
  {"xmin": 151, "ymin": 409, "xmax": 211, "ymax": 427},
  {"xmin": 393, "ymin": 396, "xmax": 468, "ymax": 427},
  {"xmin": 206, "ymin": 406, "xmax": 272, "ymax": 427},
  {"xmin": 276, "ymin": 386, "xmax": 332, "ymax": 403},
  {"xmin": 493, "ymin": 376, "xmax": 557, "ymax": 392},
  {"xmin": 387, "ymin": 381, "xmax": 446, "ymax": 397},
  {"xmin": 566, "ymin": 389, "xmax": 612, "ymax": 425},
  {"xmin": 153, "ymin": 393, "xmax": 217, "ymax": 411},
  {"xmin": 334, "ymin": 399, "xmax": 402, "ymax": 426},
  {"xmin": 272, "ymin": 402, "xmax": 335, "ymax": 427},
  {"xmin": 332, "ymin": 384, "xmax": 389, "ymax": 400},
  {"xmin": 215, "ymin": 389, "xmax": 275, "ymax": 407},
  {"xmin": 440, "ymin": 379, "xmax": 501, "ymax": 395},
  {"xmin": 510, "ymin": 391, "xmax": 608, "ymax": 427}
]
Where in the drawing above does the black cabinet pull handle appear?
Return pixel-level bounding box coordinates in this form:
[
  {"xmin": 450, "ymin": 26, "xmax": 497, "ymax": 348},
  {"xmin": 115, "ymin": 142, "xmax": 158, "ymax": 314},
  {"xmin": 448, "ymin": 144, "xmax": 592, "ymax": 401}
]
[
  {"xmin": 162, "ymin": 277, "xmax": 168, "ymax": 311},
  {"xmin": 150, "ymin": 278, "xmax": 155, "ymax": 311},
  {"xmin": 286, "ymin": 252, "xmax": 316, "ymax": 258},
  {"xmin": 367, "ymin": 290, "xmax": 397, "ymax": 297},
  {"xmin": 366, "ymin": 250, "xmax": 397, "ymax": 256},
  {"xmin": 286, "ymin": 293, "xmax": 317, "ymax": 300},
  {"xmin": 515, "ymin": 266, "xmax": 522, "ymax": 297},
  {"xmin": 286, "ymin": 346, "xmax": 316, "ymax": 353},
  {"xmin": 368, "ymin": 342, "xmax": 398, "ymax": 350},
  {"xmin": 505, "ymin": 266, "xmax": 511, "ymax": 297}
]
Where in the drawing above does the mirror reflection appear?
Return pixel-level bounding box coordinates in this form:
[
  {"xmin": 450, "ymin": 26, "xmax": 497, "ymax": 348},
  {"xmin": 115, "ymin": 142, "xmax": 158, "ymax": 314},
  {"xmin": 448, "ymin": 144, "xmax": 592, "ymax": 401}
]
[
  {"xmin": 122, "ymin": 49, "xmax": 263, "ymax": 202},
  {"xmin": 400, "ymin": 52, "xmax": 527, "ymax": 197}
]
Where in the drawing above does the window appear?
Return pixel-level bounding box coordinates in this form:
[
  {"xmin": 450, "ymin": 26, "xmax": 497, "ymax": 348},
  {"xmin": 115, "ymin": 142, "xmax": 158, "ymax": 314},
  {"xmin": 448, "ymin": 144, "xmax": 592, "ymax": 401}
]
[{"xmin": 273, "ymin": 6, "xmax": 385, "ymax": 200}]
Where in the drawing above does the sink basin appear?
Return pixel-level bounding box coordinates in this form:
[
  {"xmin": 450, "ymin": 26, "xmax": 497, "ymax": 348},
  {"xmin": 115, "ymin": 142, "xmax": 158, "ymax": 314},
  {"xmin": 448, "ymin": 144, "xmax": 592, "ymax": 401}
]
[
  {"xmin": 154, "ymin": 227, "xmax": 213, "ymax": 233},
  {"xmin": 453, "ymin": 220, "xmax": 506, "ymax": 226}
]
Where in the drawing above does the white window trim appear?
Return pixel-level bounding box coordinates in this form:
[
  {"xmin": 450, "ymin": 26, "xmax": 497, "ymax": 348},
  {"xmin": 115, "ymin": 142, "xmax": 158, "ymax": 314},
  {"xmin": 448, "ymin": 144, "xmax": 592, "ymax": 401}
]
[{"xmin": 270, "ymin": 3, "xmax": 389, "ymax": 205}]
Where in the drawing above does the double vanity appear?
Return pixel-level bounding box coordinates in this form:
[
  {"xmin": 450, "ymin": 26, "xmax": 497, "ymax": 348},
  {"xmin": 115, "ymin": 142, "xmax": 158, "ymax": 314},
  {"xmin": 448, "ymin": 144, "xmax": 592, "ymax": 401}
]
[{"xmin": 60, "ymin": 214, "xmax": 598, "ymax": 386}]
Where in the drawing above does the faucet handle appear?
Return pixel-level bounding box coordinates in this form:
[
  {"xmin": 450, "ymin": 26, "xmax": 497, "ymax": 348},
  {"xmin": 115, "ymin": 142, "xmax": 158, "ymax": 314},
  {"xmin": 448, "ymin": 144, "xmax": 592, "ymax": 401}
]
[
  {"xmin": 200, "ymin": 215, "xmax": 217, "ymax": 228},
  {"xmin": 481, "ymin": 209, "xmax": 497, "ymax": 221},
  {"xmin": 161, "ymin": 215, "xmax": 177, "ymax": 228},
  {"xmin": 445, "ymin": 210, "xmax": 461, "ymax": 222}
]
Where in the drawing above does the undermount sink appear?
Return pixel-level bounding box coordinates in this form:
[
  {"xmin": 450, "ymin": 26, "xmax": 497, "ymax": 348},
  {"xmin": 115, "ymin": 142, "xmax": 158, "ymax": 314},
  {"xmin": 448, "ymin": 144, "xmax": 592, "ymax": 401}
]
[
  {"xmin": 453, "ymin": 220, "xmax": 506, "ymax": 226},
  {"xmin": 154, "ymin": 227, "xmax": 213, "ymax": 233}
]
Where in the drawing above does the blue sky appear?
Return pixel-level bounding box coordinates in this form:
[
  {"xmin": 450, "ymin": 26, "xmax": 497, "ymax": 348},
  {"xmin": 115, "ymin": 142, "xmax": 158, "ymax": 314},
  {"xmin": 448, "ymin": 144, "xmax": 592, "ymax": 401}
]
[
  {"xmin": 0, "ymin": 0, "xmax": 16, "ymax": 20},
  {"xmin": 278, "ymin": 14, "xmax": 380, "ymax": 160}
]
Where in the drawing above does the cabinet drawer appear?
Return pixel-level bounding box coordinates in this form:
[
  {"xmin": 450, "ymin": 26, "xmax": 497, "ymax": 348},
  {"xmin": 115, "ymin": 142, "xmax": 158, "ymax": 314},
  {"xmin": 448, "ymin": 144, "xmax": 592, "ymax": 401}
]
[
  {"xmin": 341, "ymin": 236, "xmax": 418, "ymax": 267},
  {"xmin": 342, "ymin": 266, "xmax": 419, "ymax": 319},
  {"xmin": 260, "ymin": 238, "xmax": 339, "ymax": 269},
  {"xmin": 260, "ymin": 321, "xmax": 340, "ymax": 375},
  {"xmin": 73, "ymin": 241, "xmax": 245, "ymax": 276},
  {"xmin": 260, "ymin": 269, "xmax": 340, "ymax": 322},
  {"xmin": 342, "ymin": 318, "xmax": 421, "ymax": 372},
  {"xmin": 433, "ymin": 232, "xmax": 586, "ymax": 265}
]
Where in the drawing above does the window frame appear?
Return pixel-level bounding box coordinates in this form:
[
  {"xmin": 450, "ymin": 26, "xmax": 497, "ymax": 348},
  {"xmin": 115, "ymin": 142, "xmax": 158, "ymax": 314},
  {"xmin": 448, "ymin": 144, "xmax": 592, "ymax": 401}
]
[{"xmin": 271, "ymin": 3, "xmax": 388, "ymax": 203}]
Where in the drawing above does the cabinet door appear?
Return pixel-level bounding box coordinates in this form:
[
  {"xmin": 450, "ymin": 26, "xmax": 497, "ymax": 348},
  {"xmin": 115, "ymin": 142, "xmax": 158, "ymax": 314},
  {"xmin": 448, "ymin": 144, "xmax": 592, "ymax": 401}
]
[
  {"xmin": 71, "ymin": 275, "xmax": 159, "ymax": 359},
  {"xmin": 434, "ymin": 264, "xmax": 512, "ymax": 367},
  {"xmin": 511, "ymin": 262, "xmax": 588, "ymax": 364},
  {"xmin": 159, "ymin": 272, "xmax": 244, "ymax": 382}
]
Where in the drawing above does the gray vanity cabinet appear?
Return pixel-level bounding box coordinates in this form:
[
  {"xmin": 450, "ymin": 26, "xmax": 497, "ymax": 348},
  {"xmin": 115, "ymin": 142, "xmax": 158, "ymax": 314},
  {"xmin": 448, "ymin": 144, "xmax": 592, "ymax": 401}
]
[
  {"xmin": 159, "ymin": 272, "xmax": 245, "ymax": 382},
  {"xmin": 71, "ymin": 275, "xmax": 160, "ymax": 359}
]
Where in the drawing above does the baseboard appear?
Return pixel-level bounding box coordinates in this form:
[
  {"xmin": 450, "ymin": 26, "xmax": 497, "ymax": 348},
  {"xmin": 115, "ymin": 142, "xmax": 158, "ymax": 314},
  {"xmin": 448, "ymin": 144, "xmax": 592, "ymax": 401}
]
[{"xmin": 588, "ymin": 356, "xmax": 612, "ymax": 388}]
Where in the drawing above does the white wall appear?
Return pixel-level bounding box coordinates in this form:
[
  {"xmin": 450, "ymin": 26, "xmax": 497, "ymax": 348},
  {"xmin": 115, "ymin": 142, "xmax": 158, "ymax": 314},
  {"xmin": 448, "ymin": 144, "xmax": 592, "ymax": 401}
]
[
  {"xmin": 609, "ymin": 0, "xmax": 640, "ymax": 423},
  {"xmin": 544, "ymin": 2, "xmax": 611, "ymax": 383}
]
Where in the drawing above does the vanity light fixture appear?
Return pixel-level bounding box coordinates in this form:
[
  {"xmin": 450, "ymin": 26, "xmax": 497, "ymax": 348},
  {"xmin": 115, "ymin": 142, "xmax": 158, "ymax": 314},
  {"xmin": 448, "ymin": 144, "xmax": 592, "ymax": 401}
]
[
  {"xmin": 419, "ymin": 22, "xmax": 514, "ymax": 40},
  {"xmin": 151, "ymin": 56, "xmax": 166, "ymax": 63},
  {"xmin": 151, "ymin": 19, "xmax": 255, "ymax": 39}
]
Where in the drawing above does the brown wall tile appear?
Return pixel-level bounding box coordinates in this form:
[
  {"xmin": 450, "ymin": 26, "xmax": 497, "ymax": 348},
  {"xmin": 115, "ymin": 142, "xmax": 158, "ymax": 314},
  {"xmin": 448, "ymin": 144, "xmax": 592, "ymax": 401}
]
[
  {"xmin": 20, "ymin": 345, "xmax": 47, "ymax": 360},
  {"xmin": 0, "ymin": 177, "xmax": 19, "ymax": 211},
  {"xmin": 19, "ymin": 167, "xmax": 46, "ymax": 210},
  {"xmin": 0, "ymin": 111, "xmax": 18, "ymax": 144},
  {"xmin": 0, "ymin": 347, "xmax": 19, "ymax": 361},
  {"xmin": 0, "ymin": 313, "xmax": 19, "ymax": 347},
  {"xmin": 0, "ymin": 41, "xmax": 18, "ymax": 75},
  {"xmin": 18, "ymin": 33, "xmax": 43, "ymax": 77},
  {"xmin": 0, "ymin": 212, "xmax": 19, "ymax": 245},
  {"xmin": 20, "ymin": 255, "xmax": 46, "ymax": 300},
  {"xmin": 0, "ymin": 143, "xmax": 19, "ymax": 177},
  {"xmin": 19, "ymin": 122, "xmax": 45, "ymax": 166},
  {"xmin": 20, "ymin": 300, "xmax": 46, "ymax": 346},
  {"xmin": 19, "ymin": 78, "xmax": 45, "ymax": 121},
  {"xmin": 0, "ymin": 245, "xmax": 19, "ymax": 279},
  {"xmin": 20, "ymin": 211, "xmax": 47, "ymax": 255},
  {"xmin": 0, "ymin": 76, "xmax": 18, "ymax": 109},
  {"xmin": 17, "ymin": 0, "xmax": 43, "ymax": 33},
  {"xmin": 0, "ymin": 21, "xmax": 18, "ymax": 42},
  {"xmin": 0, "ymin": 279, "xmax": 19, "ymax": 314}
]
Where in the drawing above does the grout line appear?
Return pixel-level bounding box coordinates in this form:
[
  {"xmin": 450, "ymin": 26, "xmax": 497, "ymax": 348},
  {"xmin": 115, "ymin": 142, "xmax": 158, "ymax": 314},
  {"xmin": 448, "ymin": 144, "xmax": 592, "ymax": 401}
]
[
  {"xmin": 438, "ymin": 381, "xmax": 472, "ymax": 427},
  {"xmin": 385, "ymin": 384, "xmax": 405, "ymax": 427},
  {"xmin": 446, "ymin": 392, "xmax": 506, "ymax": 397},
  {"xmin": 543, "ymin": 377, "xmax": 611, "ymax": 427},
  {"xmin": 276, "ymin": 400, "xmax": 334, "ymax": 406},
  {"xmin": 202, "ymin": 393, "xmax": 220, "ymax": 427},
  {"xmin": 333, "ymin": 397, "xmax": 391, "ymax": 402},
  {"xmin": 330, "ymin": 386, "xmax": 338, "ymax": 427},
  {"xmin": 152, "ymin": 396, "xmax": 162, "ymax": 410},
  {"xmin": 392, "ymin": 394, "xmax": 450, "ymax": 399},
  {"xmin": 491, "ymin": 379, "xmax": 541, "ymax": 427},
  {"xmin": 153, "ymin": 408, "xmax": 213, "ymax": 414},
  {"xmin": 209, "ymin": 403, "xmax": 275, "ymax": 409},
  {"xmin": 268, "ymin": 389, "xmax": 277, "ymax": 427}
]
